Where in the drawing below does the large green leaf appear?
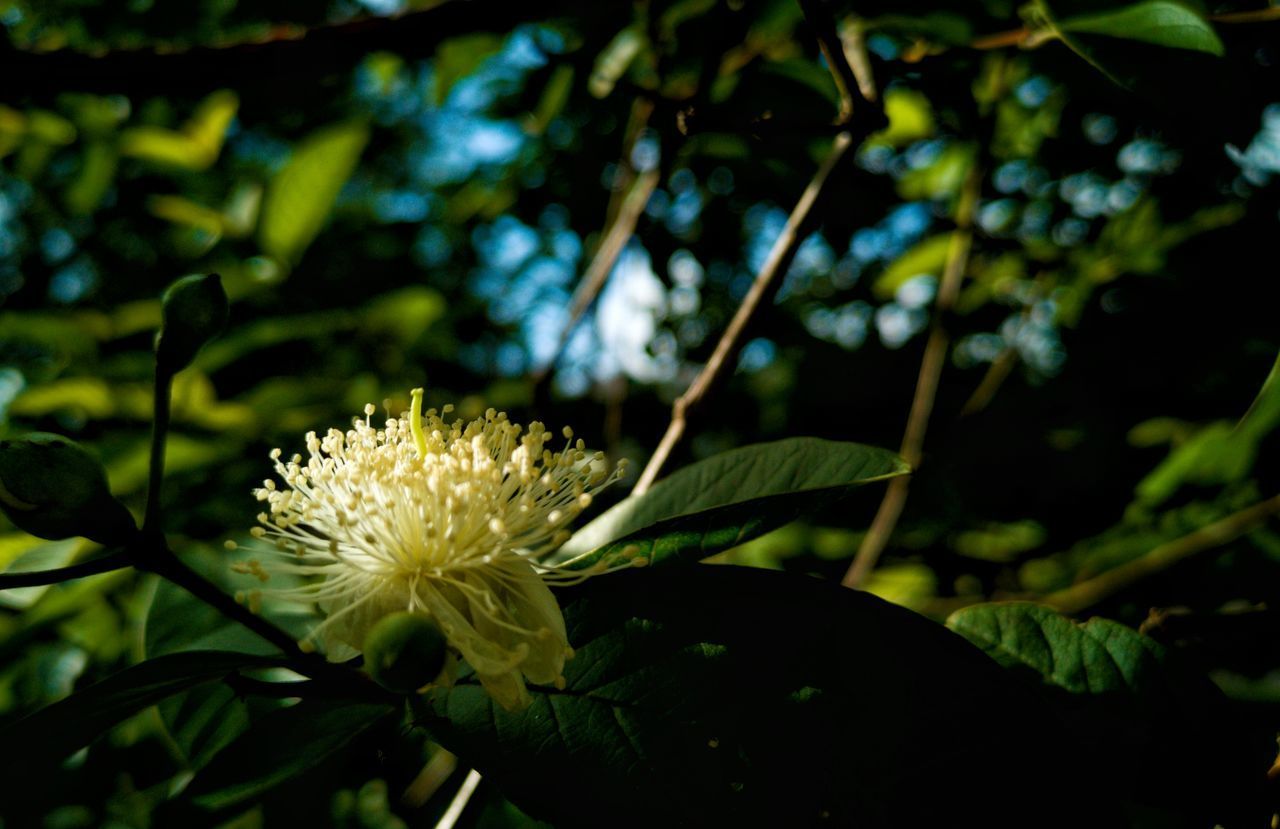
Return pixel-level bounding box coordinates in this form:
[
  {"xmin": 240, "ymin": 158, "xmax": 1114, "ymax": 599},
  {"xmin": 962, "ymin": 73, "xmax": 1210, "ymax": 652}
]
[
  {"xmin": 947, "ymin": 602, "xmax": 1267, "ymax": 824},
  {"xmin": 1041, "ymin": 0, "xmax": 1227, "ymax": 95},
  {"xmin": 258, "ymin": 120, "xmax": 369, "ymax": 265},
  {"xmin": 0, "ymin": 650, "xmax": 282, "ymax": 793},
  {"xmin": 558, "ymin": 438, "xmax": 907, "ymax": 569},
  {"xmin": 144, "ymin": 547, "xmax": 318, "ymax": 767},
  {"xmin": 417, "ymin": 566, "xmax": 1099, "ymax": 828},
  {"xmin": 1057, "ymin": 1, "xmax": 1223, "ymax": 56},
  {"xmin": 179, "ymin": 699, "xmax": 396, "ymax": 814}
]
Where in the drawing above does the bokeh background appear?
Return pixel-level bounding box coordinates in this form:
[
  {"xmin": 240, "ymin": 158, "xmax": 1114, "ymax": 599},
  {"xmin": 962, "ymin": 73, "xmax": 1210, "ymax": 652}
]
[{"xmin": 2, "ymin": 0, "xmax": 1280, "ymax": 825}]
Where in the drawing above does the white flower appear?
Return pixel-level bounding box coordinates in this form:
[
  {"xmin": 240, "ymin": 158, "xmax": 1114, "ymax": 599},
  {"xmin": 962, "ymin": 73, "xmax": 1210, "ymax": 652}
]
[{"xmin": 237, "ymin": 389, "xmax": 629, "ymax": 710}]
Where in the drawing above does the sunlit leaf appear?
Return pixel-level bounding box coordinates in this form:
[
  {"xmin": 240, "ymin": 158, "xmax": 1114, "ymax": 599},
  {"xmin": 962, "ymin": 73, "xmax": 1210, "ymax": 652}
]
[
  {"xmin": 867, "ymin": 88, "xmax": 935, "ymax": 148},
  {"xmin": 434, "ymin": 34, "xmax": 503, "ymax": 106},
  {"xmin": 119, "ymin": 90, "xmax": 238, "ymax": 171},
  {"xmin": 258, "ymin": 121, "xmax": 369, "ymax": 265},
  {"xmin": 873, "ymin": 233, "xmax": 951, "ymax": 299}
]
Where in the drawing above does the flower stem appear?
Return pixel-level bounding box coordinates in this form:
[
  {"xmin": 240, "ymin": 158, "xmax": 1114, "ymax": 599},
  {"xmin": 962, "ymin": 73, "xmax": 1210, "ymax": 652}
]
[{"xmin": 143, "ymin": 364, "xmax": 173, "ymax": 533}]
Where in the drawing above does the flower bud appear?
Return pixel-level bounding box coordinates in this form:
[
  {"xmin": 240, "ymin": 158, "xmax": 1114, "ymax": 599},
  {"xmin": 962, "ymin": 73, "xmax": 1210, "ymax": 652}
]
[
  {"xmin": 155, "ymin": 273, "xmax": 229, "ymax": 372},
  {"xmin": 0, "ymin": 433, "xmax": 136, "ymax": 544},
  {"xmin": 363, "ymin": 611, "xmax": 448, "ymax": 694}
]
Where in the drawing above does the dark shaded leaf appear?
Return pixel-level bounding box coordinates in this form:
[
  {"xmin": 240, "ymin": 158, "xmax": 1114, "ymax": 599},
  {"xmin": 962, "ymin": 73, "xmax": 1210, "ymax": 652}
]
[
  {"xmin": 0, "ymin": 650, "xmax": 281, "ymax": 791},
  {"xmin": 418, "ymin": 566, "xmax": 1094, "ymax": 828},
  {"xmin": 948, "ymin": 602, "xmax": 1268, "ymax": 825},
  {"xmin": 181, "ymin": 699, "xmax": 397, "ymax": 813}
]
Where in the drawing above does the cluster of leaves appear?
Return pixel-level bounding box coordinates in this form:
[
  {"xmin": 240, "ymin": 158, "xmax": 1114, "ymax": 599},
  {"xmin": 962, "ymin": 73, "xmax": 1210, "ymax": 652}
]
[
  {"xmin": 2, "ymin": 0, "xmax": 1280, "ymax": 826},
  {"xmin": 0, "ymin": 273, "xmax": 1268, "ymax": 827}
]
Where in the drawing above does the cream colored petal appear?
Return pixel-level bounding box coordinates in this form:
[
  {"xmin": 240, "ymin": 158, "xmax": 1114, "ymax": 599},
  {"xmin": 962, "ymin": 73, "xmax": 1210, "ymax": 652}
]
[
  {"xmin": 415, "ymin": 579, "xmax": 527, "ymax": 676},
  {"xmin": 482, "ymin": 560, "xmax": 570, "ymax": 686},
  {"xmin": 477, "ymin": 666, "xmax": 532, "ymax": 712}
]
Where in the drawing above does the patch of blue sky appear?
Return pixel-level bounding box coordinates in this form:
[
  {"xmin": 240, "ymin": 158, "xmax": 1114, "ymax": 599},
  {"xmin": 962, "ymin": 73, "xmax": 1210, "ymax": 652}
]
[
  {"xmin": 590, "ymin": 244, "xmax": 674, "ymax": 384},
  {"xmin": 1227, "ymin": 103, "xmax": 1280, "ymax": 186},
  {"xmin": 1116, "ymin": 138, "xmax": 1180, "ymax": 176},
  {"xmin": 49, "ymin": 256, "xmax": 98, "ymax": 304},
  {"xmin": 473, "ymin": 214, "xmax": 541, "ymax": 273}
]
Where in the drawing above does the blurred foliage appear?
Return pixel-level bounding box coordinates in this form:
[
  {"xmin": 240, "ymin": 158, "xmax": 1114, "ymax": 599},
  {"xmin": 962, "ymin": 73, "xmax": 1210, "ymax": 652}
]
[{"xmin": 2, "ymin": 0, "xmax": 1280, "ymax": 825}]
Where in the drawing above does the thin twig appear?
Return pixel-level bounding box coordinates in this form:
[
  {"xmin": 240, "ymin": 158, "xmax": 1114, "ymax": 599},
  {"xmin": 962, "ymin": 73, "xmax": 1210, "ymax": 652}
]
[
  {"xmin": 842, "ymin": 165, "xmax": 982, "ymax": 588},
  {"xmin": 971, "ymin": 28, "xmax": 1032, "ymax": 50},
  {"xmin": 633, "ymin": 0, "xmax": 881, "ymax": 494},
  {"xmin": 0, "ymin": 550, "xmax": 132, "ymax": 590},
  {"xmin": 1211, "ymin": 8, "xmax": 1280, "ymax": 23},
  {"xmin": 960, "ymin": 346, "xmax": 1017, "ymax": 416},
  {"xmin": 632, "ymin": 130, "xmax": 855, "ymax": 494},
  {"xmin": 838, "ymin": 18, "xmax": 878, "ymax": 103},
  {"xmin": 436, "ymin": 768, "xmax": 483, "ymax": 829},
  {"xmin": 1043, "ymin": 495, "xmax": 1280, "ymax": 615},
  {"xmin": 798, "ymin": 0, "xmax": 862, "ymax": 120}
]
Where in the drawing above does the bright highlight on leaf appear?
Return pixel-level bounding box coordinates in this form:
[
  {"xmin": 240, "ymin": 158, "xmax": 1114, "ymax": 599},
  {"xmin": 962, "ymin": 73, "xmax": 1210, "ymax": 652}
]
[{"xmin": 238, "ymin": 392, "xmax": 630, "ymax": 711}]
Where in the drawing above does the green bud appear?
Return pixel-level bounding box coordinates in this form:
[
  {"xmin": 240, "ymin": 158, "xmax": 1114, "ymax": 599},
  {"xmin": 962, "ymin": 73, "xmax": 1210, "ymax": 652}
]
[
  {"xmin": 363, "ymin": 612, "xmax": 448, "ymax": 694},
  {"xmin": 0, "ymin": 433, "xmax": 136, "ymax": 545},
  {"xmin": 155, "ymin": 273, "xmax": 229, "ymax": 372}
]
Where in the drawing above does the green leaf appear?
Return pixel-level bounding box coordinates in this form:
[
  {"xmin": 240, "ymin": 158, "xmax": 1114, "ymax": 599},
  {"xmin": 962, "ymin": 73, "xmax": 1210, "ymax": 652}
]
[
  {"xmin": 181, "ymin": 700, "xmax": 396, "ymax": 813},
  {"xmin": 144, "ymin": 547, "xmax": 318, "ymax": 767},
  {"xmin": 872, "ymin": 233, "xmax": 952, "ymax": 299},
  {"xmin": 119, "ymin": 90, "xmax": 238, "ymax": 171},
  {"xmin": 1057, "ymin": 1, "xmax": 1223, "ymax": 56},
  {"xmin": 1238, "ymin": 350, "xmax": 1280, "ymax": 443},
  {"xmin": 557, "ymin": 438, "xmax": 907, "ymax": 569},
  {"xmin": 866, "ymin": 88, "xmax": 935, "ymax": 149},
  {"xmin": 434, "ymin": 34, "xmax": 503, "ymax": 106},
  {"xmin": 418, "ymin": 566, "xmax": 1098, "ymax": 826},
  {"xmin": 258, "ymin": 121, "xmax": 369, "ymax": 265},
  {"xmin": 1041, "ymin": 0, "xmax": 1228, "ymax": 95},
  {"xmin": 0, "ymin": 650, "xmax": 282, "ymax": 790},
  {"xmin": 947, "ymin": 602, "xmax": 1267, "ymax": 822}
]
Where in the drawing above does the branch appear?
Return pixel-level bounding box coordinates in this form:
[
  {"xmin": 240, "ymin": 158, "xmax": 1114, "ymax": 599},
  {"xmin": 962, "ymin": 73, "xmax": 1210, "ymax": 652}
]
[
  {"xmin": 534, "ymin": 98, "xmax": 660, "ymax": 386},
  {"xmin": 837, "ymin": 18, "xmax": 878, "ymax": 103},
  {"xmin": 143, "ymin": 364, "xmax": 173, "ymax": 533},
  {"xmin": 0, "ymin": 550, "xmax": 132, "ymax": 590},
  {"xmin": 842, "ymin": 164, "xmax": 981, "ymax": 588},
  {"xmin": 632, "ymin": 0, "xmax": 882, "ymax": 495},
  {"xmin": 632, "ymin": 130, "xmax": 855, "ymax": 494},
  {"xmin": 959, "ymin": 345, "xmax": 1017, "ymax": 416},
  {"xmin": 1043, "ymin": 494, "xmax": 1280, "ymax": 615},
  {"xmin": 798, "ymin": 0, "xmax": 862, "ymax": 120},
  {"xmin": 225, "ymin": 671, "xmax": 392, "ymax": 702},
  {"xmin": 0, "ymin": 0, "xmax": 552, "ymax": 101},
  {"xmin": 131, "ymin": 533, "xmax": 378, "ymax": 695}
]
